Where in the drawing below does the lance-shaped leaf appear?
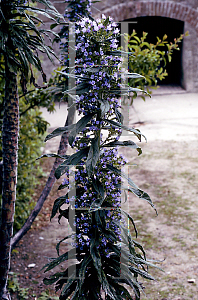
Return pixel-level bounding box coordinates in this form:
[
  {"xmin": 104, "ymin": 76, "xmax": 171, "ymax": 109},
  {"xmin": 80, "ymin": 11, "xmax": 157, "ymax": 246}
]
[
  {"xmin": 128, "ymin": 186, "xmax": 157, "ymax": 214},
  {"xmin": 94, "ymin": 211, "xmax": 106, "ymax": 233},
  {"xmin": 37, "ymin": 153, "xmax": 70, "ymax": 160},
  {"xmin": 92, "ymin": 177, "xmax": 104, "ymax": 199},
  {"xmin": 58, "ymin": 208, "xmax": 69, "ymax": 224},
  {"xmin": 68, "ymin": 113, "xmax": 95, "ymax": 146},
  {"xmin": 56, "ymin": 71, "xmax": 90, "ymax": 81},
  {"xmin": 78, "ymin": 253, "xmax": 92, "ymax": 293},
  {"xmin": 86, "ymin": 66, "xmax": 101, "ymax": 73},
  {"xmin": 108, "ymin": 86, "xmax": 150, "ymax": 97},
  {"xmin": 106, "ymin": 280, "xmax": 134, "ymax": 300},
  {"xmin": 118, "ymin": 209, "xmax": 138, "ymax": 238},
  {"xmin": 50, "ymin": 195, "xmax": 68, "ymax": 220},
  {"xmin": 103, "ymin": 118, "xmax": 146, "ymax": 142},
  {"xmin": 59, "ymin": 275, "xmax": 77, "ymax": 299},
  {"xmin": 114, "ymin": 107, "xmax": 123, "ymax": 124},
  {"xmin": 86, "ymin": 136, "xmax": 100, "ymax": 177},
  {"xmin": 43, "ymin": 272, "xmax": 63, "ymax": 285},
  {"xmin": 56, "ymin": 235, "xmax": 73, "ymax": 256},
  {"xmin": 99, "ymin": 99, "xmax": 110, "ymax": 117},
  {"xmin": 55, "ymin": 147, "xmax": 90, "ymax": 179},
  {"xmin": 114, "ymin": 182, "xmax": 156, "ymax": 213},
  {"xmin": 103, "ymin": 140, "xmax": 142, "ymax": 156},
  {"xmin": 59, "ymin": 281, "xmax": 77, "ymax": 299},
  {"xmin": 101, "ymin": 269, "xmax": 116, "ymax": 300},
  {"xmin": 105, "ymin": 50, "xmax": 134, "ymax": 56},
  {"xmin": 66, "ymin": 81, "xmax": 91, "ymax": 95},
  {"xmin": 106, "ymin": 164, "xmax": 139, "ymax": 190},
  {"xmin": 123, "ymin": 72, "xmax": 145, "ymax": 79},
  {"xmin": 42, "ymin": 248, "xmax": 76, "ymax": 272},
  {"xmin": 45, "ymin": 124, "xmax": 76, "ymax": 141},
  {"xmin": 89, "ymin": 197, "xmax": 104, "ymax": 212},
  {"xmin": 129, "ymin": 265, "xmax": 155, "ymax": 281},
  {"xmin": 90, "ymin": 239, "xmax": 102, "ymax": 283}
]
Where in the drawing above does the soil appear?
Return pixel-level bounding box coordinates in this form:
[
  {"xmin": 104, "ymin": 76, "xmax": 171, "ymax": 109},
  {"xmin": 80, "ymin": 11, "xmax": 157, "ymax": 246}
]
[{"xmin": 10, "ymin": 108, "xmax": 198, "ymax": 300}]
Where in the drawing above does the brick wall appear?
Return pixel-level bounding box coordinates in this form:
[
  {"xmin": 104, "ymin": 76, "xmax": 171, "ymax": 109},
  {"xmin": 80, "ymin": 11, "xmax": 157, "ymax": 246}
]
[
  {"xmin": 46, "ymin": 0, "xmax": 198, "ymax": 92},
  {"xmin": 93, "ymin": 0, "xmax": 198, "ymax": 91}
]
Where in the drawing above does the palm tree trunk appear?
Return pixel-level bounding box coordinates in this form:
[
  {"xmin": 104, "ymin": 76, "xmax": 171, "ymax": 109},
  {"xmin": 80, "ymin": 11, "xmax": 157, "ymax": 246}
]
[{"xmin": 0, "ymin": 65, "xmax": 19, "ymax": 300}]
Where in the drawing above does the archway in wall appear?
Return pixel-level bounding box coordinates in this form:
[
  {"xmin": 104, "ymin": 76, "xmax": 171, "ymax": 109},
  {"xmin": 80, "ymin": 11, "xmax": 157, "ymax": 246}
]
[{"xmin": 122, "ymin": 16, "xmax": 184, "ymax": 86}]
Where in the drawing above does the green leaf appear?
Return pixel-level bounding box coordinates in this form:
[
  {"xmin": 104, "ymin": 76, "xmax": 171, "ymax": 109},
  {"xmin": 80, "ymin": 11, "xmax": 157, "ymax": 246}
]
[
  {"xmin": 43, "ymin": 271, "xmax": 65, "ymax": 285},
  {"xmin": 66, "ymin": 81, "xmax": 91, "ymax": 95},
  {"xmin": 55, "ymin": 147, "xmax": 89, "ymax": 179},
  {"xmin": 56, "ymin": 235, "xmax": 72, "ymax": 256},
  {"xmin": 107, "ymin": 279, "xmax": 134, "ymax": 300},
  {"xmin": 126, "ymin": 72, "xmax": 145, "ymax": 79},
  {"xmin": 90, "ymin": 238, "xmax": 102, "ymax": 283},
  {"xmin": 105, "ymin": 50, "xmax": 134, "ymax": 56},
  {"xmin": 68, "ymin": 113, "xmax": 95, "ymax": 146},
  {"xmin": 42, "ymin": 248, "xmax": 76, "ymax": 272},
  {"xmin": 86, "ymin": 136, "xmax": 100, "ymax": 177},
  {"xmin": 50, "ymin": 23, "xmax": 59, "ymax": 30},
  {"xmin": 103, "ymin": 229, "xmax": 117, "ymax": 244},
  {"xmin": 118, "ymin": 209, "xmax": 138, "ymax": 238},
  {"xmin": 78, "ymin": 253, "xmax": 92, "ymax": 292},
  {"xmin": 61, "ymin": 271, "xmax": 77, "ymax": 296},
  {"xmin": 103, "ymin": 118, "xmax": 146, "ymax": 142},
  {"xmin": 99, "ymin": 99, "xmax": 110, "ymax": 117},
  {"xmin": 101, "ymin": 269, "xmax": 116, "ymax": 300},
  {"xmin": 57, "ymin": 71, "xmax": 90, "ymax": 81},
  {"xmin": 128, "ymin": 186, "xmax": 157, "ymax": 213},
  {"xmin": 37, "ymin": 153, "xmax": 70, "ymax": 160},
  {"xmin": 106, "ymin": 164, "xmax": 139, "ymax": 190},
  {"xmin": 45, "ymin": 124, "xmax": 75, "ymax": 141},
  {"xmin": 114, "ymin": 108, "xmax": 123, "ymax": 124},
  {"xmin": 50, "ymin": 196, "xmax": 67, "ymax": 220},
  {"xmin": 59, "ymin": 280, "xmax": 77, "ymax": 300},
  {"xmin": 86, "ymin": 66, "xmax": 101, "ymax": 73},
  {"xmin": 103, "ymin": 140, "xmax": 142, "ymax": 156},
  {"xmin": 92, "ymin": 177, "xmax": 104, "ymax": 198}
]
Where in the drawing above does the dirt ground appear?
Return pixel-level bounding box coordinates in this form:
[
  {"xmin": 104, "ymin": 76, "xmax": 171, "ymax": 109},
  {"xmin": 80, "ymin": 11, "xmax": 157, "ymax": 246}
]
[{"xmin": 10, "ymin": 92, "xmax": 198, "ymax": 300}]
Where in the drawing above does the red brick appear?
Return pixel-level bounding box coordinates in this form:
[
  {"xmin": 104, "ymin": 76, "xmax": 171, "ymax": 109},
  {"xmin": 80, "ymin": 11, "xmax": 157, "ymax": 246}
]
[
  {"xmin": 177, "ymin": 5, "xmax": 185, "ymax": 20},
  {"xmin": 147, "ymin": 1, "xmax": 152, "ymax": 16},
  {"xmin": 136, "ymin": 2, "xmax": 141, "ymax": 15},
  {"xmin": 186, "ymin": 8, "xmax": 193, "ymax": 25},
  {"xmin": 167, "ymin": 2, "xmax": 173, "ymax": 18},
  {"xmin": 160, "ymin": 2, "xmax": 165, "ymax": 16},
  {"xmin": 161, "ymin": 2, "xmax": 167, "ymax": 17},
  {"xmin": 171, "ymin": 3, "xmax": 177, "ymax": 18},
  {"xmin": 150, "ymin": 1, "xmax": 155, "ymax": 16},
  {"xmin": 128, "ymin": 3, "xmax": 137, "ymax": 19},
  {"xmin": 155, "ymin": 1, "xmax": 159, "ymax": 16},
  {"xmin": 141, "ymin": 1, "xmax": 147, "ymax": 17}
]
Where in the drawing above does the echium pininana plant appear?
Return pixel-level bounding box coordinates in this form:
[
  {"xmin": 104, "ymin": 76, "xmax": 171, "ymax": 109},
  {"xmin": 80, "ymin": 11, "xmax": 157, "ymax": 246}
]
[
  {"xmin": 64, "ymin": 0, "xmax": 92, "ymax": 21},
  {"xmin": 59, "ymin": 0, "xmax": 92, "ymax": 63},
  {"xmin": 41, "ymin": 15, "xmax": 157, "ymax": 300}
]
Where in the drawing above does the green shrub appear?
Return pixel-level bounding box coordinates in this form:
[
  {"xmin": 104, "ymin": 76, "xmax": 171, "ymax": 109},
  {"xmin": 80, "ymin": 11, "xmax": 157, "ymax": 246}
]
[{"xmin": 126, "ymin": 30, "xmax": 187, "ymax": 101}]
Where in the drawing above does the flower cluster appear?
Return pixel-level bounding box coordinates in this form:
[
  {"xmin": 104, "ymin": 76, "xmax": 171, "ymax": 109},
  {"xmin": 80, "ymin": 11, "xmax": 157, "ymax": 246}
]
[
  {"xmin": 65, "ymin": 17, "xmax": 122, "ymax": 116},
  {"xmin": 62, "ymin": 147, "xmax": 127, "ymax": 256},
  {"xmin": 64, "ymin": 0, "xmax": 91, "ymax": 21},
  {"xmin": 59, "ymin": 0, "xmax": 92, "ymax": 60},
  {"xmin": 57, "ymin": 16, "xmax": 130, "ymax": 258}
]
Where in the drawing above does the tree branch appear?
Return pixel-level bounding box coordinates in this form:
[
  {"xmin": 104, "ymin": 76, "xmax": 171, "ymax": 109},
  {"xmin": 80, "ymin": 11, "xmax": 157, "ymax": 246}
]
[{"xmin": 11, "ymin": 105, "xmax": 75, "ymax": 249}]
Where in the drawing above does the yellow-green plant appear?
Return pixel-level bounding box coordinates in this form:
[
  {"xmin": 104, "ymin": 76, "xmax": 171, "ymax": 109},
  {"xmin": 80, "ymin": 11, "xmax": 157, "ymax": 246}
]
[{"xmin": 127, "ymin": 30, "xmax": 188, "ymax": 102}]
